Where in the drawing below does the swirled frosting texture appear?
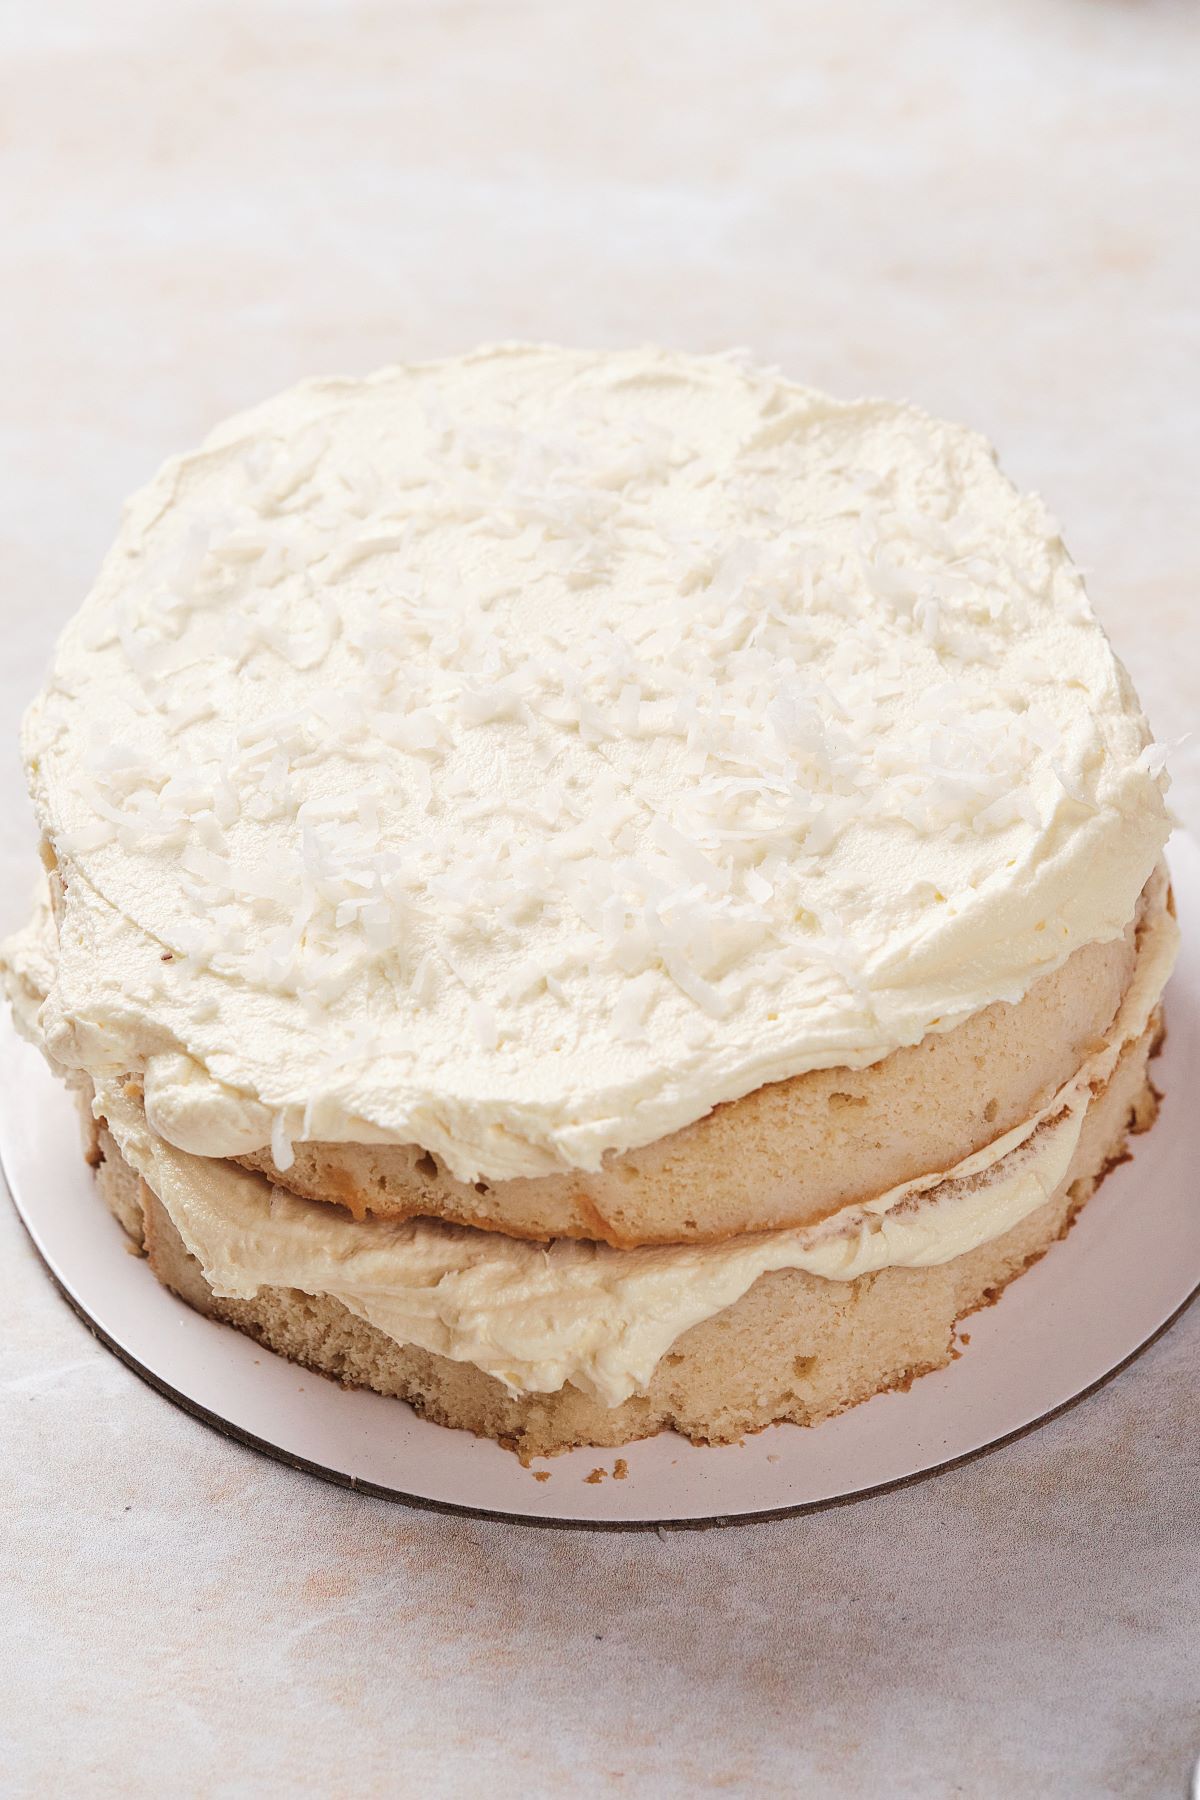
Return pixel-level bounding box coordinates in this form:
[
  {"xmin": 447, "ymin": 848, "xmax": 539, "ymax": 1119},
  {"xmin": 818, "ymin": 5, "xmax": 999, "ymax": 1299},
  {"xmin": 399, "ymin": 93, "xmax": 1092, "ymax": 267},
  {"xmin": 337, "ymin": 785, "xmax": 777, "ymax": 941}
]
[{"xmin": 25, "ymin": 346, "xmax": 1169, "ymax": 1180}]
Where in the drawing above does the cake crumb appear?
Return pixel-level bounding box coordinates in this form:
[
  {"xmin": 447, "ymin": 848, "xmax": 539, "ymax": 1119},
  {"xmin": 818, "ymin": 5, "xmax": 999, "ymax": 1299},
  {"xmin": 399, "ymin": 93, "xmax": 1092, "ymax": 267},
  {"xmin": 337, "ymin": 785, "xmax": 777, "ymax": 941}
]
[
  {"xmin": 612, "ymin": 1458, "xmax": 628, "ymax": 1481},
  {"xmin": 960, "ymin": 1331, "xmax": 971, "ymax": 1345},
  {"xmin": 585, "ymin": 1467, "xmax": 606, "ymax": 1484},
  {"xmin": 532, "ymin": 1470, "xmax": 551, "ymax": 1483}
]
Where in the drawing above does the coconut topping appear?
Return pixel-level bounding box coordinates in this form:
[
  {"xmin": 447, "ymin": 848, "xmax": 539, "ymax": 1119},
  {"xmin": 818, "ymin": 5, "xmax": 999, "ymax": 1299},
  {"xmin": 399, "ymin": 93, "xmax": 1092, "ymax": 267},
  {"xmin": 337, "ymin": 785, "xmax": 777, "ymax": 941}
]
[{"xmin": 24, "ymin": 345, "xmax": 1170, "ymax": 1179}]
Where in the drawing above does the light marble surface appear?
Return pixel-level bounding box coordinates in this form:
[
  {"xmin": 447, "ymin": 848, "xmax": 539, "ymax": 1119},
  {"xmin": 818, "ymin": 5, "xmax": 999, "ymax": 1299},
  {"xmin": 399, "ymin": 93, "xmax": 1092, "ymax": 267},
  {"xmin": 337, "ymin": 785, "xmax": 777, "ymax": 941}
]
[{"xmin": 1, "ymin": 2, "xmax": 1198, "ymax": 1794}]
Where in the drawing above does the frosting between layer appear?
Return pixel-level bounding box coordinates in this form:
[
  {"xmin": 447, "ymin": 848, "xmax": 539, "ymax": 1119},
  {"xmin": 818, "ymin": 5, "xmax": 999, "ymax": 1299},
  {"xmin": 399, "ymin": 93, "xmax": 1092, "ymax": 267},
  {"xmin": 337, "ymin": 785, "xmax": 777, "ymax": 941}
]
[
  {"xmin": 23, "ymin": 346, "xmax": 1171, "ymax": 1180},
  {"xmin": 3, "ymin": 869, "xmax": 1177, "ymax": 1408}
]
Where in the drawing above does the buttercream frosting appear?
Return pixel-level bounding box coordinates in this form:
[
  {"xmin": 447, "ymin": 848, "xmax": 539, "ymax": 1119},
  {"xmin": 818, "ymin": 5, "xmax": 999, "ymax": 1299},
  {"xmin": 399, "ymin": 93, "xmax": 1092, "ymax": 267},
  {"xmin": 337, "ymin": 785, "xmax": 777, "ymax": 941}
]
[
  {"xmin": 21, "ymin": 346, "xmax": 1171, "ymax": 1180},
  {"xmin": 2, "ymin": 872, "xmax": 1178, "ymax": 1407}
]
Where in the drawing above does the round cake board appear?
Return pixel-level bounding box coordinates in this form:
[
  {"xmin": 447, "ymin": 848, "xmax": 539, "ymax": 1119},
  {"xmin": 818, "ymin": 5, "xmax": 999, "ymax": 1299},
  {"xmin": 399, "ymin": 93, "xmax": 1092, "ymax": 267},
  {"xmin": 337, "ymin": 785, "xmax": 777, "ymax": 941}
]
[{"xmin": 4, "ymin": 835, "xmax": 1198, "ymax": 1529}]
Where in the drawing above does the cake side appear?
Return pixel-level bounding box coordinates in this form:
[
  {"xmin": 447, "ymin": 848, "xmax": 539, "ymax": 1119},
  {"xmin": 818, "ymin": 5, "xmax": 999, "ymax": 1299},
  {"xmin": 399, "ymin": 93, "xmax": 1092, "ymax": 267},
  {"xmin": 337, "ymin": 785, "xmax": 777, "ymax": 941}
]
[
  {"xmin": 233, "ymin": 905, "xmax": 1139, "ymax": 1244},
  {"xmin": 91, "ymin": 1009, "xmax": 1162, "ymax": 1462},
  {"xmin": 7, "ymin": 848, "xmax": 1176, "ymax": 1428}
]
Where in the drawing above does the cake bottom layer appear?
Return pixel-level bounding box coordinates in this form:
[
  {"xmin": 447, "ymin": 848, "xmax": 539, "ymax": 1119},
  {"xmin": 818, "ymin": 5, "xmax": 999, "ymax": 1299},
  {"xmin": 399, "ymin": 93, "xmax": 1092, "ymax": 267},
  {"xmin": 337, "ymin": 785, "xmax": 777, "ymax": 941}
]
[{"xmin": 87, "ymin": 1010, "xmax": 1163, "ymax": 1463}]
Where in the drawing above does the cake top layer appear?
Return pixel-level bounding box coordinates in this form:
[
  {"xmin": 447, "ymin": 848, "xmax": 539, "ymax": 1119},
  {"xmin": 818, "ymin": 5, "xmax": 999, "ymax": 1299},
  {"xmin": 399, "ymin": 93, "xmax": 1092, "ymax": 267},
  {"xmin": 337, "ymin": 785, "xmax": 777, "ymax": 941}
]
[{"xmin": 24, "ymin": 345, "xmax": 1169, "ymax": 1180}]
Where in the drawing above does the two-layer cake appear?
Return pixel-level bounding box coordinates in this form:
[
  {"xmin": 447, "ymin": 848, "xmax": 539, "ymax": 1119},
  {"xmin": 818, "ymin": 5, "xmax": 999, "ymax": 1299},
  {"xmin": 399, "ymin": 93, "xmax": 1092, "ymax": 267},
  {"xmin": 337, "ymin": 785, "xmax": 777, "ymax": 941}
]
[{"xmin": 3, "ymin": 346, "xmax": 1176, "ymax": 1458}]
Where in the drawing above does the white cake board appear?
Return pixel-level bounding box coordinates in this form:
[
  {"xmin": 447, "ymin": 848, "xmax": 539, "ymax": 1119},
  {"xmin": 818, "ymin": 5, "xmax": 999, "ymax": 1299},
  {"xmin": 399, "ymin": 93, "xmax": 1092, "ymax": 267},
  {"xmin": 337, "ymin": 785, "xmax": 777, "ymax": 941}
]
[{"xmin": 3, "ymin": 837, "xmax": 1198, "ymax": 1529}]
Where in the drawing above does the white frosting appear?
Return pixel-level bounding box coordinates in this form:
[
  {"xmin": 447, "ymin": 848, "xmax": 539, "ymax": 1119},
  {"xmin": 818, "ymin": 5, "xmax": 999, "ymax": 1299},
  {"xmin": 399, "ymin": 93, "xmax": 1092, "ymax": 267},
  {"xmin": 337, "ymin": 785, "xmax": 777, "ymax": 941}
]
[
  {"xmin": 23, "ymin": 346, "xmax": 1170, "ymax": 1181},
  {"xmin": 3, "ymin": 874, "xmax": 1177, "ymax": 1408}
]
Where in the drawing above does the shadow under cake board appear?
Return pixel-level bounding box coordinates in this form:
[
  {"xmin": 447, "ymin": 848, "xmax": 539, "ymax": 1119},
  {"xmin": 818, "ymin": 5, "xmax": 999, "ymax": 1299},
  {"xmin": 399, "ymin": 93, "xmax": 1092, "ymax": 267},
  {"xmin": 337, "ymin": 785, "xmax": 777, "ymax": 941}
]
[{"xmin": 4, "ymin": 834, "xmax": 1198, "ymax": 1529}]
